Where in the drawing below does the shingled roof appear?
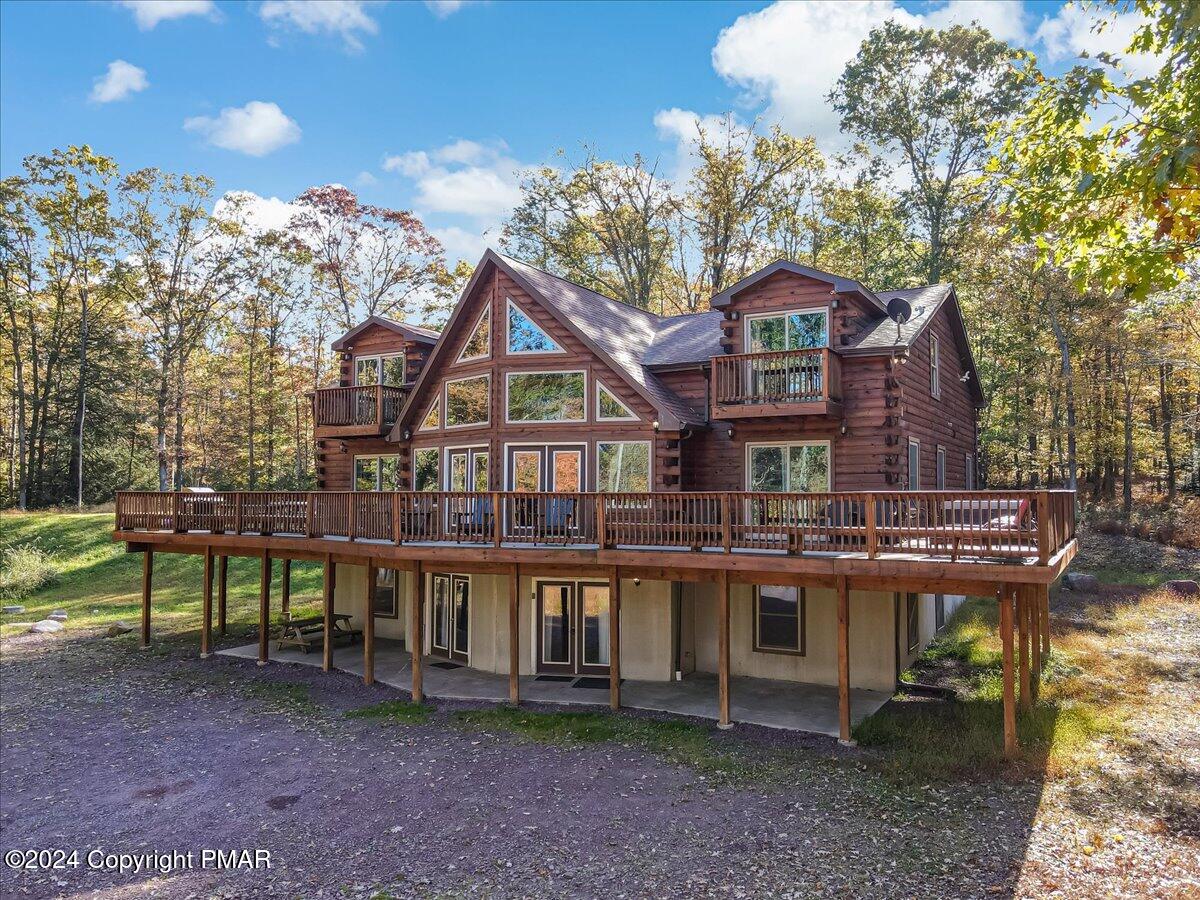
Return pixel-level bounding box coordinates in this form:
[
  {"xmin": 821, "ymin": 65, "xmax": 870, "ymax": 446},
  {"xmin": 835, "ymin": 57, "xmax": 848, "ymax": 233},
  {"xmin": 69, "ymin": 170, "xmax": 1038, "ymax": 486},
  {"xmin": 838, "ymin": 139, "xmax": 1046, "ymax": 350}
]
[
  {"xmin": 331, "ymin": 315, "xmax": 440, "ymax": 350},
  {"xmin": 840, "ymin": 284, "xmax": 953, "ymax": 353}
]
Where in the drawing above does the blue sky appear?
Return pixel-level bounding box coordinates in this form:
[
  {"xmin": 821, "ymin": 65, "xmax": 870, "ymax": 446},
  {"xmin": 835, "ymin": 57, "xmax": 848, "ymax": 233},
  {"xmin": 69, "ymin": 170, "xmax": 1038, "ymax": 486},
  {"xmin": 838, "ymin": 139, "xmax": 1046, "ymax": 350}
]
[{"xmin": 2, "ymin": 0, "xmax": 1142, "ymax": 264}]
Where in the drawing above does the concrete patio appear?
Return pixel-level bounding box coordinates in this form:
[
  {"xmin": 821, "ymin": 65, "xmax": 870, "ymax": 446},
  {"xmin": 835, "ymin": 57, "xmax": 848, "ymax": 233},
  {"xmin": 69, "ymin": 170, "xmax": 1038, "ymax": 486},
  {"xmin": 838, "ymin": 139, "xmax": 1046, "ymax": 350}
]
[{"xmin": 217, "ymin": 639, "xmax": 891, "ymax": 737}]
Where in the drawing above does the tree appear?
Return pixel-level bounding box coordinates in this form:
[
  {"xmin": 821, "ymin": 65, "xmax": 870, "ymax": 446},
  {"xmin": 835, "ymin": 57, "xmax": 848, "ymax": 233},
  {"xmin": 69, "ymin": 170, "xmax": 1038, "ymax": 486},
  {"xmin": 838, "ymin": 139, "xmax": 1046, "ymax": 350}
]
[
  {"xmin": 831, "ymin": 22, "xmax": 1031, "ymax": 283},
  {"xmin": 288, "ymin": 185, "xmax": 445, "ymax": 331},
  {"xmin": 996, "ymin": 0, "xmax": 1199, "ymax": 298}
]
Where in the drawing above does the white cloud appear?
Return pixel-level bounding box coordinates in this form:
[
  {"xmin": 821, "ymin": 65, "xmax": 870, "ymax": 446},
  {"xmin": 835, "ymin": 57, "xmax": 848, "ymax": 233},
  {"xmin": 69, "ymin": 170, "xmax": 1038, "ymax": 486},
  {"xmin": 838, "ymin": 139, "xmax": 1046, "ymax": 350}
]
[
  {"xmin": 383, "ymin": 139, "xmax": 522, "ymax": 218},
  {"xmin": 115, "ymin": 0, "xmax": 216, "ymax": 30},
  {"xmin": 382, "ymin": 150, "xmax": 432, "ymax": 177},
  {"xmin": 923, "ymin": 0, "xmax": 1030, "ymax": 45},
  {"xmin": 184, "ymin": 101, "xmax": 301, "ymax": 157},
  {"xmin": 355, "ymin": 170, "xmax": 379, "ymax": 187},
  {"xmin": 1035, "ymin": 2, "xmax": 1160, "ymax": 78},
  {"xmin": 90, "ymin": 60, "xmax": 148, "ymax": 103},
  {"xmin": 425, "ymin": 0, "xmax": 468, "ymax": 19},
  {"xmin": 432, "ymin": 225, "xmax": 490, "ymax": 262},
  {"xmin": 260, "ymin": 0, "xmax": 380, "ymax": 52},
  {"xmin": 212, "ymin": 190, "xmax": 299, "ymax": 233}
]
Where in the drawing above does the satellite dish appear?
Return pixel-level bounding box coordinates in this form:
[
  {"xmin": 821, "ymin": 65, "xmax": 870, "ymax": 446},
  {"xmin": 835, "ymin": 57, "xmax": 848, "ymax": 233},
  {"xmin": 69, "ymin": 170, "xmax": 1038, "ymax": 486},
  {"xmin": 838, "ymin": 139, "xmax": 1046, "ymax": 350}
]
[{"xmin": 886, "ymin": 296, "xmax": 912, "ymax": 325}]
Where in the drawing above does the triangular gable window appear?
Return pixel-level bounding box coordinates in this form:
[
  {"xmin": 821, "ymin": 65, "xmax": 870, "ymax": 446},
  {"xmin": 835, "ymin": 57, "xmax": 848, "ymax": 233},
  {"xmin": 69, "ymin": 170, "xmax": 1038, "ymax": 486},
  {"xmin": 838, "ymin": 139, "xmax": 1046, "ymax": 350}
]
[
  {"xmin": 597, "ymin": 382, "xmax": 637, "ymax": 421},
  {"xmin": 457, "ymin": 307, "xmax": 490, "ymax": 363},
  {"xmin": 419, "ymin": 398, "xmax": 440, "ymax": 431},
  {"xmin": 507, "ymin": 298, "xmax": 562, "ymax": 354}
]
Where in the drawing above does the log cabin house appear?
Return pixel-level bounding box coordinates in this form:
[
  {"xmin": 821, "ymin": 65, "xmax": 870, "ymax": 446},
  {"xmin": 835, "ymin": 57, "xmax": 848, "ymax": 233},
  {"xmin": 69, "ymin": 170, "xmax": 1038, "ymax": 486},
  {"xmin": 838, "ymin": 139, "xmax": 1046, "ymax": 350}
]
[{"xmin": 114, "ymin": 250, "xmax": 1076, "ymax": 752}]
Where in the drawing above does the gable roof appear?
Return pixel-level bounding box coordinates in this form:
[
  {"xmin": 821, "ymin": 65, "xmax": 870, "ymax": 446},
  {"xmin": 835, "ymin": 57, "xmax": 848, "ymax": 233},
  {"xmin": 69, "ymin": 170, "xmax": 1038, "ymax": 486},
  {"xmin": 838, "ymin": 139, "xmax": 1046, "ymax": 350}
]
[
  {"xmin": 331, "ymin": 315, "xmax": 440, "ymax": 351},
  {"xmin": 390, "ymin": 250, "xmax": 707, "ymax": 435},
  {"xmin": 708, "ymin": 259, "xmax": 888, "ymax": 313}
]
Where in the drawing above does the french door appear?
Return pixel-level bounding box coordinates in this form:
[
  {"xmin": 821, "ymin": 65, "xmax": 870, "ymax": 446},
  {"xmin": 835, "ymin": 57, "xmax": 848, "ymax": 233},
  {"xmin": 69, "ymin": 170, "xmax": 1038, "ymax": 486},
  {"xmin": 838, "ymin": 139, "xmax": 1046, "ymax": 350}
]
[
  {"xmin": 536, "ymin": 581, "xmax": 611, "ymax": 675},
  {"xmin": 505, "ymin": 444, "xmax": 584, "ymax": 535},
  {"xmin": 430, "ymin": 573, "xmax": 469, "ymax": 663}
]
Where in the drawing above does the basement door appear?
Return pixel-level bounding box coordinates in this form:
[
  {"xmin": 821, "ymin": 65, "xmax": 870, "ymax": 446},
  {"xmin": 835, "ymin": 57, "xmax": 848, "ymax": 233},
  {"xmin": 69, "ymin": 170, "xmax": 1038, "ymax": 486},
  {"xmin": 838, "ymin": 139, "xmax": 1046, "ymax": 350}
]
[
  {"xmin": 430, "ymin": 573, "xmax": 469, "ymax": 663},
  {"xmin": 536, "ymin": 581, "xmax": 611, "ymax": 675}
]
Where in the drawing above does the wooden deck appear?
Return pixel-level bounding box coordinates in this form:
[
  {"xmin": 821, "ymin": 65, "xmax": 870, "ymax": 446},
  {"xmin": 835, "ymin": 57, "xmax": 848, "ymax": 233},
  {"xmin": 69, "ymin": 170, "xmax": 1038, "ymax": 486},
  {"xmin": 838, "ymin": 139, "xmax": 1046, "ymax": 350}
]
[{"xmin": 310, "ymin": 384, "xmax": 406, "ymax": 437}]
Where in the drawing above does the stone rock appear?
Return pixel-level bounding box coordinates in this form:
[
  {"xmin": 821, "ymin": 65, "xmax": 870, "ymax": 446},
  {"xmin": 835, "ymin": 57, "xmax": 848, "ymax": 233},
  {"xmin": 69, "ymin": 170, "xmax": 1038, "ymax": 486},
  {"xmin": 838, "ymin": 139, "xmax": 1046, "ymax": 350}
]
[
  {"xmin": 28, "ymin": 619, "xmax": 64, "ymax": 634},
  {"xmin": 1164, "ymin": 580, "xmax": 1199, "ymax": 596},
  {"xmin": 48, "ymin": 609, "xmax": 68, "ymax": 621},
  {"xmin": 1063, "ymin": 572, "xmax": 1100, "ymax": 591},
  {"xmin": 106, "ymin": 622, "xmax": 134, "ymax": 637},
  {"xmin": 2, "ymin": 605, "xmax": 25, "ymax": 614}
]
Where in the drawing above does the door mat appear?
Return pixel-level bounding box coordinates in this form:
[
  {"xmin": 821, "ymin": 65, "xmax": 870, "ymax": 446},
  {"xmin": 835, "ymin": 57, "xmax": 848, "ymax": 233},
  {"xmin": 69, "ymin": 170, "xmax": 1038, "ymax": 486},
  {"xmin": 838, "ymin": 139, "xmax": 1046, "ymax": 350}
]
[
  {"xmin": 534, "ymin": 674, "xmax": 574, "ymax": 682},
  {"xmin": 573, "ymin": 677, "xmax": 622, "ymax": 689},
  {"xmin": 430, "ymin": 661, "xmax": 463, "ymax": 670}
]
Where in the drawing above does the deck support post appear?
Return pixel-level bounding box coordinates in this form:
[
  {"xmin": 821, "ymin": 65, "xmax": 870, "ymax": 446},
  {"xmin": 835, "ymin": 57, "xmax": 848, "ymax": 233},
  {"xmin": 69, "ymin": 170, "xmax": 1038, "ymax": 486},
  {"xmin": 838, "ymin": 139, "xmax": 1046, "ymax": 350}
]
[
  {"xmin": 1039, "ymin": 583, "xmax": 1050, "ymax": 660},
  {"xmin": 1018, "ymin": 584, "xmax": 1031, "ymax": 713},
  {"xmin": 322, "ymin": 555, "xmax": 335, "ymax": 673},
  {"xmin": 201, "ymin": 546, "xmax": 214, "ymax": 658},
  {"xmin": 257, "ymin": 550, "xmax": 270, "ymax": 666},
  {"xmin": 140, "ymin": 549, "xmax": 153, "ymax": 649},
  {"xmin": 411, "ymin": 562, "xmax": 424, "ymax": 704},
  {"xmin": 363, "ymin": 562, "xmax": 376, "ymax": 686},
  {"xmin": 508, "ymin": 565, "xmax": 520, "ymax": 705},
  {"xmin": 999, "ymin": 583, "xmax": 1018, "ymax": 759},
  {"xmin": 609, "ymin": 567, "xmax": 621, "ymax": 711},
  {"xmin": 217, "ymin": 555, "xmax": 228, "ymax": 635},
  {"xmin": 1028, "ymin": 585, "xmax": 1041, "ymax": 701},
  {"xmin": 836, "ymin": 575, "xmax": 853, "ymax": 745},
  {"xmin": 281, "ymin": 558, "xmax": 292, "ymax": 618},
  {"xmin": 717, "ymin": 568, "xmax": 732, "ymax": 729}
]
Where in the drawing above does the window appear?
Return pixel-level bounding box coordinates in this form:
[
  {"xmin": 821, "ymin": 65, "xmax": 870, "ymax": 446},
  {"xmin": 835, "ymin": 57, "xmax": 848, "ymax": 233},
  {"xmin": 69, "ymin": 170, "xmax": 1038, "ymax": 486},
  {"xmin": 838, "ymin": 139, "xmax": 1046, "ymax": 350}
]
[
  {"xmin": 552, "ymin": 449, "xmax": 580, "ymax": 492},
  {"xmin": 596, "ymin": 382, "xmax": 637, "ymax": 421},
  {"xmin": 445, "ymin": 374, "xmax": 489, "ymax": 428},
  {"xmin": 907, "ymin": 439, "xmax": 921, "ymax": 490},
  {"xmin": 929, "ymin": 333, "xmax": 940, "ymax": 398},
  {"xmin": 507, "ymin": 299, "xmax": 562, "ymax": 354},
  {"xmin": 373, "ymin": 569, "xmax": 399, "ymax": 619},
  {"xmin": 906, "ymin": 593, "xmax": 920, "ymax": 651},
  {"xmin": 506, "ymin": 371, "xmax": 585, "ymax": 422},
  {"xmin": 754, "ymin": 585, "xmax": 805, "ymax": 654},
  {"xmin": 419, "ymin": 398, "xmax": 440, "ymax": 431},
  {"xmin": 746, "ymin": 309, "xmax": 828, "ymax": 352},
  {"xmin": 965, "ymin": 453, "xmax": 976, "ymax": 489},
  {"xmin": 457, "ymin": 307, "xmax": 490, "ymax": 363},
  {"xmin": 597, "ymin": 441, "xmax": 650, "ymax": 492},
  {"xmin": 448, "ymin": 449, "xmax": 489, "ymax": 492},
  {"xmin": 934, "ymin": 594, "xmax": 946, "ymax": 631},
  {"xmin": 413, "ymin": 448, "xmax": 439, "ymax": 491},
  {"xmin": 936, "ymin": 446, "xmax": 946, "ymax": 490},
  {"xmin": 355, "ymin": 354, "xmax": 405, "ymax": 386},
  {"xmin": 355, "ymin": 455, "xmax": 401, "ymax": 491},
  {"xmin": 746, "ymin": 442, "xmax": 830, "ymax": 492}
]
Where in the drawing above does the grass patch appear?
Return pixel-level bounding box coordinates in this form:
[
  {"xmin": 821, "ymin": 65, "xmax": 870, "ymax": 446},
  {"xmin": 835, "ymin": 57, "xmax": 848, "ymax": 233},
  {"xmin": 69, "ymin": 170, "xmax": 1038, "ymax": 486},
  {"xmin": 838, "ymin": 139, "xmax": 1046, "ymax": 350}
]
[
  {"xmin": 238, "ymin": 678, "xmax": 321, "ymax": 715},
  {"xmin": 346, "ymin": 700, "xmax": 432, "ymax": 725},
  {"xmin": 0, "ymin": 542, "xmax": 60, "ymax": 601},
  {"xmin": 454, "ymin": 706, "xmax": 769, "ymax": 782}
]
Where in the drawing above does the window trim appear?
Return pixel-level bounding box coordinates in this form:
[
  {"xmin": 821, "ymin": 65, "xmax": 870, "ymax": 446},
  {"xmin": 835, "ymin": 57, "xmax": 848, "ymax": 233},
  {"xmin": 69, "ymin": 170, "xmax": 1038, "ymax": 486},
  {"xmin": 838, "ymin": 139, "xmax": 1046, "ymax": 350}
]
[
  {"xmin": 929, "ymin": 333, "xmax": 941, "ymax": 399},
  {"xmin": 456, "ymin": 306, "xmax": 491, "ymax": 364},
  {"xmin": 752, "ymin": 585, "xmax": 806, "ymax": 656},
  {"xmin": 443, "ymin": 372, "xmax": 491, "ymax": 430},
  {"xmin": 354, "ymin": 352, "xmax": 406, "ymax": 387},
  {"xmin": 936, "ymin": 445, "xmax": 946, "ymax": 490},
  {"xmin": 353, "ymin": 454, "xmax": 401, "ymax": 491},
  {"xmin": 596, "ymin": 440, "xmax": 653, "ymax": 493},
  {"xmin": 743, "ymin": 439, "xmax": 833, "ymax": 492},
  {"xmin": 743, "ymin": 307, "xmax": 830, "ymax": 353},
  {"xmin": 907, "ymin": 438, "xmax": 921, "ymax": 491},
  {"xmin": 595, "ymin": 380, "xmax": 639, "ymax": 422},
  {"xmin": 504, "ymin": 369, "xmax": 587, "ymax": 424},
  {"xmin": 506, "ymin": 297, "xmax": 565, "ymax": 356}
]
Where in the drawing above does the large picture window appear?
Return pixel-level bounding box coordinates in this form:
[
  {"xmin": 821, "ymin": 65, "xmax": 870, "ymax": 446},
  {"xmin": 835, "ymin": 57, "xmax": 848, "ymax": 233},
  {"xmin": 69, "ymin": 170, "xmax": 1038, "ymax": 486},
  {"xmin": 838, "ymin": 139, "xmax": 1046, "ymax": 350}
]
[
  {"xmin": 507, "ymin": 299, "xmax": 562, "ymax": 354},
  {"xmin": 754, "ymin": 585, "xmax": 805, "ymax": 654},
  {"xmin": 413, "ymin": 448, "xmax": 439, "ymax": 491},
  {"xmin": 746, "ymin": 442, "xmax": 830, "ymax": 493},
  {"xmin": 597, "ymin": 441, "xmax": 650, "ymax": 492},
  {"xmin": 746, "ymin": 309, "xmax": 828, "ymax": 352},
  {"xmin": 506, "ymin": 371, "xmax": 585, "ymax": 422},
  {"xmin": 445, "ymin": 374, "xmax": 489, "ymax": 428},
  {"xmin": 355, "ymin": 455, "xmax": 401, "ymax": 491},
  {"xmin": 355, "ymin": 354, "xmax": 405, "ymax": 386}
]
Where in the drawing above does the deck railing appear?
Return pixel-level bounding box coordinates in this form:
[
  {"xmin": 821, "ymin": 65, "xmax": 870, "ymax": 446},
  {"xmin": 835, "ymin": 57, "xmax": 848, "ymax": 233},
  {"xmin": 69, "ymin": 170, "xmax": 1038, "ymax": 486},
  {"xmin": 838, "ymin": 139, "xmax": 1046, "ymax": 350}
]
[
  {"xmin": 116, "ymin": 489, "xmax": 1076, "ymax": 564},
  {"xmin": 311, "ymin": 384, "xmax": 406, "ymax": 430},
  {"xmin": 712, "ymin": 348, "xmax": 841, "ymax": 409}
]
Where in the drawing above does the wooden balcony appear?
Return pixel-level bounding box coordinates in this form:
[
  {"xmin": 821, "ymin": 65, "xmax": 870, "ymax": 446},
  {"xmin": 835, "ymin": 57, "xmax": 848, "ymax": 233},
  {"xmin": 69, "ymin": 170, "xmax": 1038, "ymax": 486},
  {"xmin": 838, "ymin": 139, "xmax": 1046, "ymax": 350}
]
[
  {"xmin": 311, "ymin": 384, "xmax": 406, "ymax": 437},
  {"xmin": 115, "ymin": 490, "xmax": 1077, "ymax": 584},
  {"xmin": 711, "ymin": 348, "xmax": 842, "ymax": 419}
]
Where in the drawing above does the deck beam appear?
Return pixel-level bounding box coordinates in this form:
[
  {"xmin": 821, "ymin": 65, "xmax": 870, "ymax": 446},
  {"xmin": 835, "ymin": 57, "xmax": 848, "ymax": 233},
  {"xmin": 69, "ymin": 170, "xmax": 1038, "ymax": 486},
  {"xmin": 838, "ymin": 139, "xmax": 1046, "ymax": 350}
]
[{"xmin": 609, "ymin": 567, "xmax": 621, "ymax": 711}]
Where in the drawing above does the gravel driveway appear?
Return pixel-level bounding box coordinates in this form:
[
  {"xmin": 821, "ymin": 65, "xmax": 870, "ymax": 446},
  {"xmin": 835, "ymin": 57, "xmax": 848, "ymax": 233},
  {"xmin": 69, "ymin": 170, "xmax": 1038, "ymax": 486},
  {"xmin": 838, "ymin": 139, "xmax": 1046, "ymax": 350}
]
[{"xmin": 0, "ymin": 609, "xmax": 1190, "ymax": 899}]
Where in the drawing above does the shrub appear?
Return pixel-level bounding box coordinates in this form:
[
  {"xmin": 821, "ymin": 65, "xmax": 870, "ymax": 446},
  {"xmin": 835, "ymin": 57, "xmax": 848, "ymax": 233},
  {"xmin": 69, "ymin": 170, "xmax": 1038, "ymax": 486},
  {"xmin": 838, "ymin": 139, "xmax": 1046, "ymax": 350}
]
[
  {"xmin": 1174, "ymin": 499, "xmax": 1200, "ymax": 550},
  {"xmin": 0, "ymin": 543, "xmax": 59, "ymax": 601}
]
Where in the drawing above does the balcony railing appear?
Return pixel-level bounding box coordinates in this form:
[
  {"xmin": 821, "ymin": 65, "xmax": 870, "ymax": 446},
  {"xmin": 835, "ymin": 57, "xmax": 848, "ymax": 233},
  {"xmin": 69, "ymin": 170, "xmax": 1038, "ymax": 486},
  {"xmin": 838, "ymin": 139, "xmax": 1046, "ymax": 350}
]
[
  {"xmin": 311, "ymin": 384, "xmax": 406, "ymax": 432},
  {"xmin": 115, "ymin": 489, "xmax": 1076, "ymax": 565},
  {"xmin": 711, "ymin": 348, "xmax": 841, "ymax": 416}
]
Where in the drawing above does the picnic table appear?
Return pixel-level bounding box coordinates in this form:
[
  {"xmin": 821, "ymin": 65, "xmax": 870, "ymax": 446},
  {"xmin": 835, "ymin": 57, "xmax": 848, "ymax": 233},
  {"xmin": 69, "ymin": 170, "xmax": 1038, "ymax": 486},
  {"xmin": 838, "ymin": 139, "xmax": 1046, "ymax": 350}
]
[{"xmin": 275, "ymin": 613, "xmax": 362, "ymax": 653}]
